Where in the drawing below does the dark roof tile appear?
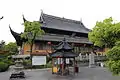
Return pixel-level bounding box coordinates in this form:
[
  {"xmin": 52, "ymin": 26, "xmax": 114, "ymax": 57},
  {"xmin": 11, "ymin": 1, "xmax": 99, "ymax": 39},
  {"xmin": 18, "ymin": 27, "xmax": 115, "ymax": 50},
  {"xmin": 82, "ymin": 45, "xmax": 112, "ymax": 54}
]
[
  {"xmin": 55, "ymin": 38, "xmax": 73, "ymax": 50},
  {"xmin": 40, "ymin": 13, "xmax": 90, "ymax": 33}
]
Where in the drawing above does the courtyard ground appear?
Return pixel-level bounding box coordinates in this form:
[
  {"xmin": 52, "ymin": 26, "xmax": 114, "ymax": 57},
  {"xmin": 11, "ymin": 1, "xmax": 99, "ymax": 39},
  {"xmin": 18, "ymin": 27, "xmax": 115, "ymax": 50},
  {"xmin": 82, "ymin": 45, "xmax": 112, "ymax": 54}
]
[{"xmin": 0, "ymin": 67, "xmax": 120, "ymax": 80}]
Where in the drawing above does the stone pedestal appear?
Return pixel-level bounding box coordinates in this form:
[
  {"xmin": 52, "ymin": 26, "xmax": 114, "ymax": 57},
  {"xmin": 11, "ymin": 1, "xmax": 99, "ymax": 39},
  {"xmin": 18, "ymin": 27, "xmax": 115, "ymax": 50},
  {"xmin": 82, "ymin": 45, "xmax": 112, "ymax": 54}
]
[
  {"xmin": 10, "ymin": 47, "xmax": 25, "ymax": 79},
  {"xmin": 89, "ymin": 52, "xmax": 95, "ymax": 68},
  {"xmin": 79, "ymin": 53, "xmax": 82, "ymax": 61}
]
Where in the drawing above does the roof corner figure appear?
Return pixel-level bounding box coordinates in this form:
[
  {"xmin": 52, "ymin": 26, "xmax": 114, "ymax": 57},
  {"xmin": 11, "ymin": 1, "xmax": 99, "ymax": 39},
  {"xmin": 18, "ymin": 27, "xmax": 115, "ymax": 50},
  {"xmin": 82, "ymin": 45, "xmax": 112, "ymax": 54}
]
[
  {"xmin": 22, "ymin": 14, "xmax": 27, "ymax": 22},
  {"xmin": 0, "ymin": 16, "xmax": 3, "ymax": 20}
]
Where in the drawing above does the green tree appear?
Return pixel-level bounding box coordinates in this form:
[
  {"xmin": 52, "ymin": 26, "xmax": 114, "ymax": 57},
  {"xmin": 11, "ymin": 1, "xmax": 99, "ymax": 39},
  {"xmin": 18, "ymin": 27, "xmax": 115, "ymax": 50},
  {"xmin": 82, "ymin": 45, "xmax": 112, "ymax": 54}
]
[
  {"xmin": 106, "ymin": 41, "xmax": 120, "ymax": 75},
  {"xmin": 4, "ymin": 42, "xmax": 18, "ymax": 55},
  {"xmin": 21, "ymin": 21, "xmax": 44, "ymax": 54},
  {"xmin": 89, "ymin": 17, "xmax": 120, "ymax": 75},
  {"xmin": 88, "ymin": 17, "xmax": 120, "ymax": 48}
]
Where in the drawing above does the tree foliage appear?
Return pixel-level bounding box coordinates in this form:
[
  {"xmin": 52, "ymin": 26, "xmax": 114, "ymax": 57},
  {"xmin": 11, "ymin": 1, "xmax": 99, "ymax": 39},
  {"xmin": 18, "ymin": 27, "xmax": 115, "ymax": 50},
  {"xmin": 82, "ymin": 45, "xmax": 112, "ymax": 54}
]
[
  {"xmin": 4, "ymin": 42, "xmax": 18, "ymax": 55},
  {"xmin": 89, "ymin": 17, "xmax": 120, "ymax": 75},
  {"xmin": 88, "ymin": 17, "xmax": 120, "ymax": 48},
  {"xmin": 106, "ymin": 42, "xmax": 120, "ymax": 75},
  {"xmin": 21, "ymin": 21, "xmax": 44, "ymax": 54}
]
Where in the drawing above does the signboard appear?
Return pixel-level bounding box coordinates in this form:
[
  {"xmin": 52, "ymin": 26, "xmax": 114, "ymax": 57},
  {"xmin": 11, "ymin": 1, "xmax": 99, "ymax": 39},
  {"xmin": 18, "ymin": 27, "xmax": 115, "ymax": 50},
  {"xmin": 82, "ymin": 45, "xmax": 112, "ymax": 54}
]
[
  {"xmin": 32, "ymin": 56, "xmax": 46, "ymax": 65},
  {"xmin": 57, "ymin": 58, "xmax": 69, "ymax": 64},
  {"xmin": 66, "ymin": 58, "xmax": 69, "ymax": 64},
  {"xmin": 57, "ymin": 58, "xmax": 63, "ymax": 64}
]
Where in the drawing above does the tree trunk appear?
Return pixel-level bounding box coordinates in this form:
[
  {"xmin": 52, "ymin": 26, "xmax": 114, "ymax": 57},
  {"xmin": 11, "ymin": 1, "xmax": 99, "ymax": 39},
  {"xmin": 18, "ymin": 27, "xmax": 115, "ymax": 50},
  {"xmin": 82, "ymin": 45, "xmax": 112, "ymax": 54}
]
[
  {"xmin": 30, "ymin": 42, "xmax": 33, "ymax": 70},
  {"xmin": 30, "ymin": 33, "xmax": 36, "ymax": 69},
  {"xmin": 30, "ymin": 43, "xmax": 33, "ymax": 54}
]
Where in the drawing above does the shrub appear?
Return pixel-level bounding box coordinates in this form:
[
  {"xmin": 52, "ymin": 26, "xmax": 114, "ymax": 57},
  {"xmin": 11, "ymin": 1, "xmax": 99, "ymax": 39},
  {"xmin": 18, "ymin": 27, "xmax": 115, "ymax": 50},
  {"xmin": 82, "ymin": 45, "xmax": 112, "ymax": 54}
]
[
  {"xmin": 6, "ymin": 60, "xmax": 14, "ymax": 65},
  {"xmin": 23, "ymin": 60, "xmax": 31, "ymax": 66},
  {"xmin": 106, "ymin": 60, "xmax": 120, "ymax": 75},
  {"xmin": 0, "ymin": 62, "xmax": 9, "ymax": 72},
  {"xmin": 1, "ymin": 57, "xmax": 14, "ymax": 66},
  {"xmin": 46, "ymin": 63, "xmax": 52, "ymax": 68}
]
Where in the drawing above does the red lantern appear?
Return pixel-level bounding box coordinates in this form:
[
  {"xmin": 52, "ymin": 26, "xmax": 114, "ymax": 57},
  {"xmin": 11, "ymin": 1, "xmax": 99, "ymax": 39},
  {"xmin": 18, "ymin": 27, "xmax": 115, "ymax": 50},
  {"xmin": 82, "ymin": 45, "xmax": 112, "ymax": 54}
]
[
  {"xmin": 84, "ymin": 44, "xmax": 86, "ymax": 47},
  {"xmin": 47, "ymin": 42, "xmax": 51, "ymax": 45},
  {"xmin": 56, "ymin": 56, "xmax": 60, "ymax": 58}
]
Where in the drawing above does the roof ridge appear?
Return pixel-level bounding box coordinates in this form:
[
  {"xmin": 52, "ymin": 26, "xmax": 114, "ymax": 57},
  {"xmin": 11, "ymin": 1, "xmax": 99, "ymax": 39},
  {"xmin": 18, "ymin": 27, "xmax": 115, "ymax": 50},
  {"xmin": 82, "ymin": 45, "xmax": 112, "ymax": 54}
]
[
  {"xmin": 40, "ymin": 12, "xmax": 90, "ymax": 32},
  {"xmin": 42, "ymin": 13, "xmax": 82, "ymax": 24}
]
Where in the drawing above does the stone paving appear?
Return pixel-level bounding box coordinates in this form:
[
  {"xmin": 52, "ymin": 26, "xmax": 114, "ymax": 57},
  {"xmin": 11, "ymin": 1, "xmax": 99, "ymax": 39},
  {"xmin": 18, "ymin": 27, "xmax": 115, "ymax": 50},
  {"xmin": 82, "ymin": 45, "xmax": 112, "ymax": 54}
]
[{"xmin": 0, "ymin": 67, "xmax": 120, "ymax": 80}]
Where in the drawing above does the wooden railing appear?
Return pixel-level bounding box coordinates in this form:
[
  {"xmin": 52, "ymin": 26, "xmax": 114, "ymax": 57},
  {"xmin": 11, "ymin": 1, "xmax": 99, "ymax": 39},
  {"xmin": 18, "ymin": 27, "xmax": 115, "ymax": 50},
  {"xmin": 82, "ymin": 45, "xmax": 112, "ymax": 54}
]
[
  {"xmin": 0, "ymin": 50, "xmax": 9, "ymax": 54},
  {"xmin": 32, "ymin": 50, "xmax": 52, "ymax": 53},
  {"xmin": 76, "ymin": 55, "xmax": 107, "ymax": 62}
]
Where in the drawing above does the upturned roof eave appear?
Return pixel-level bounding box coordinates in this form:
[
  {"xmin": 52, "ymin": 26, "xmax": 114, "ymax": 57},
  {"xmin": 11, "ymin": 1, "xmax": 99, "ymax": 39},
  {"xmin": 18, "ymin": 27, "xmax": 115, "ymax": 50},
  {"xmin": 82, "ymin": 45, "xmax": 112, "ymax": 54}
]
[{"xmin": 39, "ymin": 12, "xmax": 90, "ymax": 34}]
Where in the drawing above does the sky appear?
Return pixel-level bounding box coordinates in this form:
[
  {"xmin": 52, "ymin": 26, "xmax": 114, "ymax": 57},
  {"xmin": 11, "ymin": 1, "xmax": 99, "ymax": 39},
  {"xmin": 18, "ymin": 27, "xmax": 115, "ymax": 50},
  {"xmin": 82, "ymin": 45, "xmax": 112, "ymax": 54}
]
[{"xmin": 0, "ymin": 0, "xmax": 120, "ymax": 43}]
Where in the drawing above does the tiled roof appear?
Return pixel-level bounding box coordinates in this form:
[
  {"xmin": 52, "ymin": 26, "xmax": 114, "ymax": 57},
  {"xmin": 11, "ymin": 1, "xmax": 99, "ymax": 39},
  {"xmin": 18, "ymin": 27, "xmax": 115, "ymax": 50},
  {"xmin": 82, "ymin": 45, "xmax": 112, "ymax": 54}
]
[
  {"xmin": 36, "ymin": 34, "xmax": 92, "ymax": 44},
  {"xmin": 50, "ymin": 38, "xmax": 78, "ymax": 58},
  {"xmin": 39, "ymin": 12, "xmax": 90, "ymax": 33},
  {"xmin": 55, "ymin": 38, "xmax": 73, "ymax": 50}
]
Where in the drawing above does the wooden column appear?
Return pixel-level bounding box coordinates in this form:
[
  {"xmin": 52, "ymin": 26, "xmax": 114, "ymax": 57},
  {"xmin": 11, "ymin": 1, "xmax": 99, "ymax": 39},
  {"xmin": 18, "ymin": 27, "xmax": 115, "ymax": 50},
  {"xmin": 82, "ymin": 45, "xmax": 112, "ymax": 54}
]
[
  {"xmin": 73, "ymin": 57, "xmax": 75, "ymax": 75},
  {"xmin": 60, "ymin": 58, "xmax": 61, "ymax": 74},
  {"xmin": 68, "ymin": 58, "xmax": 69, "ymax": 75},
  {"xmin": 62, "ymin": 58, "xmax": 64, "ymax": 76},
  {"xmin": 52, "ymin": 58, "xmax": 54, "ymax": 74},
  {"xmin": 56, "ymin": 58, "xmax": 58, "ymax": 74}
]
